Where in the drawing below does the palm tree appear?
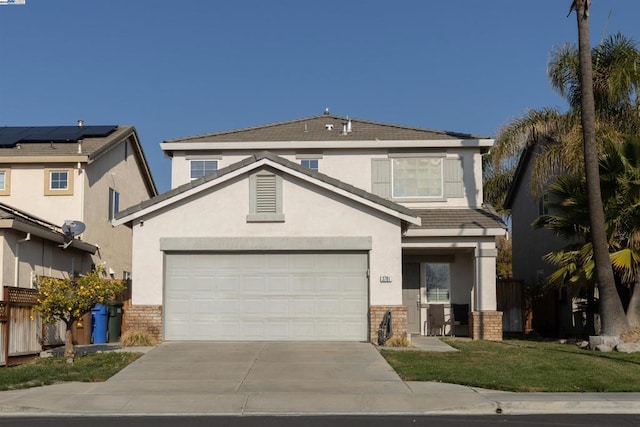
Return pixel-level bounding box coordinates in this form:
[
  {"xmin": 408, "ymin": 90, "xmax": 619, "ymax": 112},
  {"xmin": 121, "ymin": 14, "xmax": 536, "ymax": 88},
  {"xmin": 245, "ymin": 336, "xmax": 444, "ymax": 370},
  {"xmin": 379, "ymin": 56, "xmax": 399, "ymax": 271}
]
[
  {"xmin": 487, "ymin": 33, "xmax": 640, "ymax": 202},
  {"xmin": 535, "ymin": 137, "xmax": 640, "ymax": 329},
  {"xmin": 485, "ymin": 4, "xmax": 640, "ymax": 336},
  {"xmin": 571, "ymin": 0, "xmax": 628, "ymax": 337}
]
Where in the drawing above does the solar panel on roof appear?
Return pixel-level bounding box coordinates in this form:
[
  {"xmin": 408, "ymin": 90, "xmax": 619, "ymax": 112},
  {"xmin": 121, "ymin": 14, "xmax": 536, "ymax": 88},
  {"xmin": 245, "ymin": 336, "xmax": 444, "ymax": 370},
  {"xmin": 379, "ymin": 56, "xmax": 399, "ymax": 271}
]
[{"xmin": 0, "ymin": 125, "xmax": 118, "ymax": 147}]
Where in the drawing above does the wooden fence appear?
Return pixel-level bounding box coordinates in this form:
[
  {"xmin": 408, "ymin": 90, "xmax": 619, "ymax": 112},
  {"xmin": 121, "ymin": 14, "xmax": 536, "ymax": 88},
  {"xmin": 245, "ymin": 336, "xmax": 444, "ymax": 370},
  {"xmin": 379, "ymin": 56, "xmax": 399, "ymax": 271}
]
[
  {"xmin": 1, "ymin": 287, "xmax": 41, "ymax": 365},
  {"xmin": 496, "ymin": 279, "xmax": 528, "ymax": 334}
]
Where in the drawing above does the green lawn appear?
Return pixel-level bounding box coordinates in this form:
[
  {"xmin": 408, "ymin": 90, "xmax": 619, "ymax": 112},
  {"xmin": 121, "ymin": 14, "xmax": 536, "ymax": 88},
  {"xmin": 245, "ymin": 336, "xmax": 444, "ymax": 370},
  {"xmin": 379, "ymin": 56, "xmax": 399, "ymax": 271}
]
[
  {"xmin": 380, "ymin": 338, "xmax": 640, "ymax": 392},
  {"xmin": 0, "ymin": 352, "xmax": 142, "ymax": 391}
]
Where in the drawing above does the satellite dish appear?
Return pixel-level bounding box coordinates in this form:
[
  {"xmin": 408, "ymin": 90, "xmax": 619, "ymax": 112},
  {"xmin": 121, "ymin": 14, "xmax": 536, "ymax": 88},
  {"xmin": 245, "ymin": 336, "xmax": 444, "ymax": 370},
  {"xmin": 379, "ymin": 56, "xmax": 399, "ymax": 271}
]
[{"xmin": 62, "ymin": 220, "xmax": 86, "ymax": 237}]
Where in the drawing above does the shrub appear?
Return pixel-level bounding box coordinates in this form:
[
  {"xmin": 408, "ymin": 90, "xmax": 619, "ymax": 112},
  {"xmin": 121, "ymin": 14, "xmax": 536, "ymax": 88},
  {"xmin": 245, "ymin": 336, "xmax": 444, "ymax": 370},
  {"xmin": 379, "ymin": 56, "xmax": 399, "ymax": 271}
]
[
  {"xmin": 120, "ymin": 329, "xmax": 158, "ymax": 347},
  {"xmin": 385, "ymin": 333, "xmax": 410, "ymax": 347}
]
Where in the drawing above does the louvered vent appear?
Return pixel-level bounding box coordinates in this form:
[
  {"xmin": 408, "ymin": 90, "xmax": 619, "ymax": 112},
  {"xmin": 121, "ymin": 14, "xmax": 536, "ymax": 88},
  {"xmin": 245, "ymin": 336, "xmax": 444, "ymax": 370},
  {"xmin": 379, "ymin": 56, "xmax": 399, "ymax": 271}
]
[{"xmin": 256, "ymin": 174, "xmax": 277, "ymax": 213}]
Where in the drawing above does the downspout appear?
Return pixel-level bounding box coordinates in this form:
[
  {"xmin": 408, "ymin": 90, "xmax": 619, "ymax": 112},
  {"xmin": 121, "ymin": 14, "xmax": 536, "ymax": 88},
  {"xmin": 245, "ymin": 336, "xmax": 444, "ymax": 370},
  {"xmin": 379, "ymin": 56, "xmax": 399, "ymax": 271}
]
[{"xmin": 14, "ymin": 232, "xmax": 31, "ymax": 287}]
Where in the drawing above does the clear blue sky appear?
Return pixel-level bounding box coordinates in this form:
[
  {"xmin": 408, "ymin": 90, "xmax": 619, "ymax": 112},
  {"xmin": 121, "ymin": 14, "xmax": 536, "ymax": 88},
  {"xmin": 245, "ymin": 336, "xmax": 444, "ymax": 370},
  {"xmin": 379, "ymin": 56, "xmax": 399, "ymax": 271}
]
[{"xmin": 1, "ymin": 1, "xmax": 639, "ymax": 193}]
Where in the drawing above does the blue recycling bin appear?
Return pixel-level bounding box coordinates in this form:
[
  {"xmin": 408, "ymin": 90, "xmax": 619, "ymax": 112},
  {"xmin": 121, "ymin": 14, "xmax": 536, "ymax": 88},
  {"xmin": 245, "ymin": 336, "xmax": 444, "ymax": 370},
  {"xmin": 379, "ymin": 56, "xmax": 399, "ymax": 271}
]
[{"xmin": 91, "ymin": 303, "xmax": 108, "ymax": 344}]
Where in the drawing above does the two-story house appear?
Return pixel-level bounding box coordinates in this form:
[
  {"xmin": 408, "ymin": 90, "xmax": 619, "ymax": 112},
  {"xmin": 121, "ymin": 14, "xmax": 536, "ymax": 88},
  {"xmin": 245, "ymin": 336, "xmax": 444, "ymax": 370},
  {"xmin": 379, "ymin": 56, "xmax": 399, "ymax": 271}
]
[
  {"xmin": 114, "ymin": 112, "xmax": 506, "ymax": 342},
  {"xmin": 0, "ymin": 125, "xmax": 157, "ymax": 288}
]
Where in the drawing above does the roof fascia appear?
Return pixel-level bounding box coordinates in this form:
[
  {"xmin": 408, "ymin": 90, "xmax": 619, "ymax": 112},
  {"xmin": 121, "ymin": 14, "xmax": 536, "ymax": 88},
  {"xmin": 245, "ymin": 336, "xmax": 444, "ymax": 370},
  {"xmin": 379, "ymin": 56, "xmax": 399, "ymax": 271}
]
[
  {"xmin": 504, "ymin": 145, "xmax": 534, "ymax": 209},
  {"xmin": 88, "ymin": 127, "xmax": 158, "ymax": 197},
  {"xmin": 161, "ymin": 139, "xmax": 494, "ymax": 152},
  {"xmin": 405, "ymin": 227, "xmax": 507, "ymax": 238},
  {"xmin": 3, "ymin": 219, "xmax": 97, "ymax": 254},
  {"xmin": 0, "ymin": 156, "xmax": 88, "ymax": 163}
]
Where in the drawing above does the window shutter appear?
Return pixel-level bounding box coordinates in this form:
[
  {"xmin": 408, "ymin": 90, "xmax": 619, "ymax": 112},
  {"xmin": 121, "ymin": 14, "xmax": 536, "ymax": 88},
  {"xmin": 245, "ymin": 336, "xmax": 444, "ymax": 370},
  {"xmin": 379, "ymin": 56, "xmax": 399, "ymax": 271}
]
[
  {"xmin": 371, "ymin": 159, "xmax": 391, "ymax": 198},
  {"xmin": 256, "ymin": 173, "xmax": 277, "ymax": 213},
  {"xmin": 443, "ymin": 158, "xmax": 464, "ymax": 198}
]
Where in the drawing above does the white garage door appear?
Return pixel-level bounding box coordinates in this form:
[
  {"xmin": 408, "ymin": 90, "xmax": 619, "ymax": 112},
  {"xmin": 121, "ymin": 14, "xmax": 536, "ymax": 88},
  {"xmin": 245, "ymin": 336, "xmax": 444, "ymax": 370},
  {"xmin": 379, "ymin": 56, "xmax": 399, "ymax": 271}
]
[{"xmin": 164, "ymin": 252, "xmax": 369, "ymax": 341}]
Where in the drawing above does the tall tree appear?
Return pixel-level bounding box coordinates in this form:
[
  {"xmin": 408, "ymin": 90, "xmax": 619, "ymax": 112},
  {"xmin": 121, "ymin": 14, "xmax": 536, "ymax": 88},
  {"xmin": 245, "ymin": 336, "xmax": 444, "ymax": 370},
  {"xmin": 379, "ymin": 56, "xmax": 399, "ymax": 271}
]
[
  {"xmin": 569, "ymin": 0, "xmax": 628, "ymax": 336},
  {"xmin": 535, "ymin": 137, "xmax": 640, "ymax": 329}
]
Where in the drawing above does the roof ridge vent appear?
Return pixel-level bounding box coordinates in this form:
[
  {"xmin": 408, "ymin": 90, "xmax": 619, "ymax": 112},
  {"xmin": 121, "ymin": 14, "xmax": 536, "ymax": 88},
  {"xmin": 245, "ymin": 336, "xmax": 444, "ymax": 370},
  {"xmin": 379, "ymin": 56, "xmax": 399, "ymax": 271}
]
[{"xmin": 323, "ymin": 107, "xmax": 330, "ymax": 115}]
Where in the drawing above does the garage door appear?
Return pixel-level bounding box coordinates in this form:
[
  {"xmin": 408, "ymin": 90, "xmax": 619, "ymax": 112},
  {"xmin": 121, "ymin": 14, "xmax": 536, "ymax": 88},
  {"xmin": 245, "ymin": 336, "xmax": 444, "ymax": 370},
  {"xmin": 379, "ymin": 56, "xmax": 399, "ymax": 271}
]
[{"xmin": 164, "ymin": 252, "xmax": 369, "ymax": 341}]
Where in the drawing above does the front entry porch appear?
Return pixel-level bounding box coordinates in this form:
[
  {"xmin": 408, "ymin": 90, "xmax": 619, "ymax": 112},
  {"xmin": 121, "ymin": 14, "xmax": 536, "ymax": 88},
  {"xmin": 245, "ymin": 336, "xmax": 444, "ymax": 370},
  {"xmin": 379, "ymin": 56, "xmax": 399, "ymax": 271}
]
[{"xmin": 401, "ymin": 246, "xmax": 503, "ymax": 341}]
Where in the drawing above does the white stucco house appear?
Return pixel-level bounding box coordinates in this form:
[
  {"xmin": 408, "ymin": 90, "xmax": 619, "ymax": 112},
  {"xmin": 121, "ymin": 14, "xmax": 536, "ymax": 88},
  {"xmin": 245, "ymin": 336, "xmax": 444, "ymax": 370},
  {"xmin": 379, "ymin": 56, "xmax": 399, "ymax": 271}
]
[{"xmin": 114, "ymin": 112, "xmax": 506, "ymax": 342}]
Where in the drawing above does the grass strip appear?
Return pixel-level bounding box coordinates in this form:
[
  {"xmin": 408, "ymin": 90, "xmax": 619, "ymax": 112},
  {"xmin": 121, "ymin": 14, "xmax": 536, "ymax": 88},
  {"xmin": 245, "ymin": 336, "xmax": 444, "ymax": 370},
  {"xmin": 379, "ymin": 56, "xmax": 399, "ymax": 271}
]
[
  {"xmin": 380, "ymin": 338, "xmax": 640, "ymax": 392},
  {"xmin": 0, "ymin": 352, "xmax": 142, "ymax": 391}
]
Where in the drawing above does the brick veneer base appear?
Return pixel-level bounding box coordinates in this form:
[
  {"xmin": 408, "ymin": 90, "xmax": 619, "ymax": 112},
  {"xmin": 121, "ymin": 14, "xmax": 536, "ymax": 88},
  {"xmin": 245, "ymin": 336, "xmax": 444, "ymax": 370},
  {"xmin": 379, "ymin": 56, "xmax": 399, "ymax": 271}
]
[
  {"xmin": 124, "ymin": 305, "xmax": 163, "ymax": 342},
  {"xmin": 370, "ymin": 305, "xmax": 407, "ymax": 344},
  {"xmin": 469, "ymin": 311, "xmax": 503, "ymax": 341}
]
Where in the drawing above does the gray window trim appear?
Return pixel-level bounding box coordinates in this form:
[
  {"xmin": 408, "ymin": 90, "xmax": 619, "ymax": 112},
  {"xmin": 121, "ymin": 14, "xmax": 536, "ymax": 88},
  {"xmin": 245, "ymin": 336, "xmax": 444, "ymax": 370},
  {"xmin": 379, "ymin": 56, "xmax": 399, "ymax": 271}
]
[
  {"xmin": 295, "ymin": 154, "xmax": 324, "ymax": 159},
  {"xmin": 185, "ymin": 154, "xmax": 223, "ymax": 160}
]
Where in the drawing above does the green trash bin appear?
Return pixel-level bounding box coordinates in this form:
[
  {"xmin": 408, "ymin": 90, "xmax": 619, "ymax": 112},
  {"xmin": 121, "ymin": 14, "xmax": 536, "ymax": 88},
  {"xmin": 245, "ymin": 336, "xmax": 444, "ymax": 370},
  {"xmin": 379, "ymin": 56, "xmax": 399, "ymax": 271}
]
[{"xmin": 107, "ymin": 301, "xmax": 124, "ymax": 343}]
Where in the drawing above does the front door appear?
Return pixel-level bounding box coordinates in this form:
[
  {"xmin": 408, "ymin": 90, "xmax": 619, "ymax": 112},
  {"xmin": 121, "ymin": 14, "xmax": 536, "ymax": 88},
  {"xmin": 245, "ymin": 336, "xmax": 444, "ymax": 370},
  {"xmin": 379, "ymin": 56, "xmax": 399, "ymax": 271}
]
[{"xmin": 402, "ymin": 263, "xmax": 421, "ymax": 334}]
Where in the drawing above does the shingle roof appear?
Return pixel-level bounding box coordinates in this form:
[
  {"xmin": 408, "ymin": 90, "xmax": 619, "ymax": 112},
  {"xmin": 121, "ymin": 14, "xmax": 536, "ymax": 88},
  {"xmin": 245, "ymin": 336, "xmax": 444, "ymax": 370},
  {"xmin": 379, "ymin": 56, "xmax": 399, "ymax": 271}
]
[
  {"xmin": 409, "ymin": 207, "xmax": 506, "ymax": 230},
  {"xmin": 0, "ymin": 125, "xmax": 158, "ymax": 196},
  {"xmin": 164, "ymin": 115, "xmax": 487, "ymax": 144},
  {"xmin": 0, "ymin": 201, "xmax": 63, "ymax": 231},
  {"xmin": 0, "ymin": 125, "xmax": 127, "ymax": 158},
  {"xmin": 116, "ymin": 151, "xmax": 419, "ymax": 222}
]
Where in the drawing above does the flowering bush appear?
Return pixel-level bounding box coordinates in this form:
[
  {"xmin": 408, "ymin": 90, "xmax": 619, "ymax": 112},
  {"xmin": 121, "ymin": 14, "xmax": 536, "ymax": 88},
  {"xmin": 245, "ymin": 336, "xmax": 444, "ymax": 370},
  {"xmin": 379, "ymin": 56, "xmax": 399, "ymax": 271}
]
[{"xmin": 34, "ymin": 267, "xmax": 126, "ymax": 361}]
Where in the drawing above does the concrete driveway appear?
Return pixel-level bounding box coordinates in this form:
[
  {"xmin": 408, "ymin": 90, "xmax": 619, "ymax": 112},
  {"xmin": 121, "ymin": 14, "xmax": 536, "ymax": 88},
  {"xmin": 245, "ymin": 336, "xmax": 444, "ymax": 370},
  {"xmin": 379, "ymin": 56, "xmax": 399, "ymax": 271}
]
[
  {"xmin": 93, "ymin": 341, "xmax": 429, "ymax": 414},
  {"xmin": 108, "ymin": 341, "xmax": 404, "ymax": 393}
]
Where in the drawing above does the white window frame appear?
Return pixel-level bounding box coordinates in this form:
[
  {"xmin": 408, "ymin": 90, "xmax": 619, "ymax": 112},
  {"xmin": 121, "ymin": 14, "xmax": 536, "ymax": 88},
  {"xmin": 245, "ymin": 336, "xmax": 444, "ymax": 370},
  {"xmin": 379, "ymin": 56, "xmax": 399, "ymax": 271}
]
[
  {"xmin": 424, "ymin": 262, "xmax": 451, "ymax": 303},
  {"xmin": 0, "ymin": 169, "xmax": 9, "ymax": 195},
  {"xmin": 44, "ymin": 168, "xmax": 73, "ymax": 195},
  {"xmin": 190, "ymin": 160, "xmax": 218, "ymax": 180},
  {"xmin": 392, "ymin": 157, "xmax": 443, "ymax": 199},
  {"xmin": 109, "ymin": 188, "xmax": 120, "ymax": 220},
  {"xmin": 300, "ymin": 159, "xmax": 319, "ymax": 171}
]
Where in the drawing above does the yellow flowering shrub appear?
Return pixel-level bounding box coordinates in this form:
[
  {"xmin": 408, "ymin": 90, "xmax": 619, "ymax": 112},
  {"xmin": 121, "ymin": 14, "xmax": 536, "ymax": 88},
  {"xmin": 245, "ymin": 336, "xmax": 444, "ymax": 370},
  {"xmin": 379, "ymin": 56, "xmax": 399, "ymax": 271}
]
[{"xmin": 35, "ymin": 266, "xmax": 126, "ymax": 329}]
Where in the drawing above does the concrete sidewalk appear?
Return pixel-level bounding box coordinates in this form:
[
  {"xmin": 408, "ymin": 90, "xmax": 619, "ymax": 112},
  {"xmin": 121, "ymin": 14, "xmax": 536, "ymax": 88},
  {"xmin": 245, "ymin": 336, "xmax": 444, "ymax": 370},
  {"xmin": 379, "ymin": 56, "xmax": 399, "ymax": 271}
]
[{"xmin": 0, "ymin": 341, "xmax": 638, "ymax": 416}]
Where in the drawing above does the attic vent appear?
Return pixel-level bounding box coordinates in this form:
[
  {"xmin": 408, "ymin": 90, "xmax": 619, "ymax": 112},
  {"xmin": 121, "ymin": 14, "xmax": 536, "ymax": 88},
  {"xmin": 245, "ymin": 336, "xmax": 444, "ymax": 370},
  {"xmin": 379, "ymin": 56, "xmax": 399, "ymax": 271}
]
[
  {"xmin": 325, "ymin": 124, "xmax": 334, "ymax": 131},
  {"xmin": 256, "ymin": 174, "xmax": 277, "ymax": 213}
]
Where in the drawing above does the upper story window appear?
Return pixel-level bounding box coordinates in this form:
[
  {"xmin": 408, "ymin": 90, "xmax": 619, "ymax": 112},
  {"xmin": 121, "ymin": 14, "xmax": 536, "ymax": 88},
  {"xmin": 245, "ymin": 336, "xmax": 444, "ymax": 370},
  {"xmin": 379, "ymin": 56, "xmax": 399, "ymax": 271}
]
[
  {"xmin": 50, "ymin": 171, "xmax": 69, "ymax": 190},
  {"xmin": 109, "ymin": 188, "xmax": 120, "ymax": 220},
  {"xmin": 0, "ymin": 169, "xmax": 10, "ymax": 195},
  {"xmin": 190, "ymin": 160, "xmax": 218, "ymax": 180},
  {"xmin": 371, "ymin": 156, "xmax": 464, "ymax": 201},
  {"xmin": 44, "ymin": 168, "xmax": 73, "ymax": 196},
  {"xmin": 300, "ymin": 159, "xmax": 319, "ymax": 172},
  {"xmin": 392, "ymin": 158, "xmax": 443, "ymax": 198},
  {"xmin": 425, "ymin": 263, "xmax": 450, "ymax": 303}
]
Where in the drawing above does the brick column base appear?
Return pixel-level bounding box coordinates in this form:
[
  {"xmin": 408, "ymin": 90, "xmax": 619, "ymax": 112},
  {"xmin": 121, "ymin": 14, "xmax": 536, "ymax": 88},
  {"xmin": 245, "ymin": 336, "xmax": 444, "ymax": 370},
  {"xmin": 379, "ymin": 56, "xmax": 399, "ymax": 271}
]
[
  {"xmin": 369, "ymin": 305, "xmax": 407, "ymax": 344},
  {"xmin": 470, "ymin": 311, "xmax": 503, "ymax": 341},
  {"xmin": 123, "ymin": 305, "xmax": 163, "ymax": 342}
]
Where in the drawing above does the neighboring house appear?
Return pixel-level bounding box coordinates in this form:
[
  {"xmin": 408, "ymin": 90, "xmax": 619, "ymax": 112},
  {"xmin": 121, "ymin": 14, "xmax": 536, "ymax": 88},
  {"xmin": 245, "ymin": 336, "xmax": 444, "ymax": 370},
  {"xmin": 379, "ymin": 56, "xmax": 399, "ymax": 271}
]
[
  {"xmin": 114, "ymin": 112, "xmax": 506, "ymax": 342},
  {"xmin": 504, "ymin": 145, "xmax": 585, "ymax": 337},
  {"xmin": 0, "ymin": 202, "xmax": 98, "ymax": 365},
  {"xmin": 0, "ymin": 125, "xmax": 157, "ymax": 285}
]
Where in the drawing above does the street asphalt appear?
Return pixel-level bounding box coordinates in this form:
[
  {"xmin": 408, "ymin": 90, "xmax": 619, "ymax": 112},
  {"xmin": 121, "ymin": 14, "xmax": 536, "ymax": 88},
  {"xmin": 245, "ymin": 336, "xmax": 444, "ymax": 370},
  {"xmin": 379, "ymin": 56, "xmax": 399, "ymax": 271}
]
[{"xmin": 0, "ymin": 338, "xmax": 638, "ymax": 416}]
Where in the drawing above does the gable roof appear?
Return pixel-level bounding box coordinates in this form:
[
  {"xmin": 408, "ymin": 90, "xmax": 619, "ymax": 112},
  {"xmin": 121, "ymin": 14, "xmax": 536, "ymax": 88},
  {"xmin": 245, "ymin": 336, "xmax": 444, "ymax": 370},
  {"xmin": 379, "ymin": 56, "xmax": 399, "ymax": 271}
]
[
  {"xmin": 0, "ymin": 125, "xmax": 158, "ymax": 196},
  {"xmin": 0, "ymin": 202, "xmax": 97, "ymax": 253},
  {"xmin": 114, "ymin": 151, "xmax": 420, "ymax": 226},
  {"xmin": 503, "ymin": 145, "xmax": 534, "ymax": 210},
  {"xmin": 163, "ymin": 114, "xmax": 488, "ymax": 145}
]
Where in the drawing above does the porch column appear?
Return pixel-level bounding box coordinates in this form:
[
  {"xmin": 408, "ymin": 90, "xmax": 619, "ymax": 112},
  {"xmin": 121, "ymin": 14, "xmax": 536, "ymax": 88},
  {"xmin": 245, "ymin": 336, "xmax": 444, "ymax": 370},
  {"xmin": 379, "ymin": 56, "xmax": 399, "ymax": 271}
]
[
  {"xmin": 475, "ymin": 245, "xmax": 497, "ymax": 311},
  {"xmin": 471, "ymin": 243, "xmax": 503, "ymax": 340}
]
